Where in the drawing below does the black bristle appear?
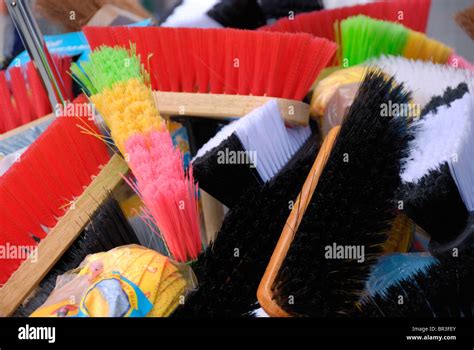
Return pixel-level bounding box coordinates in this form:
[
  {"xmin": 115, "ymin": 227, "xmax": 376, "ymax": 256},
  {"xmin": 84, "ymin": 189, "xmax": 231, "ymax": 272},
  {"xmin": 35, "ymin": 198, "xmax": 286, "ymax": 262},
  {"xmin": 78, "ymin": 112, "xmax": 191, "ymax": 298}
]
[
  {"xmin": 259, "ymin": 0, "xmax": 323, "ymax": 20},
  {"xmin": 172, "ymin": 133, "xmax": 321, "ymax": 318},
  {"xmin": 273, "ymin": 71, "xmax": 413, "ymax": 317},
  {"xmin": 207, "ymin": 0, "xmax": 267, "ymax": 29},
  {"xmin": 193, "ymin": 133, "xmax": 263, "ymax": 208},
  {"xmin": 14, "ymin": 195, "xmax": 139, "ymax": 317},
  {"xmin": 356, "ymin": 241, "xmax": 474, "ymax": 317},
  {"xmin": 398, "ymin": 163, "xmax": 469, "ymax": 244},
  {"xmin": 421, "ymin": 82, "xmax": 469, "ymax": 117}
]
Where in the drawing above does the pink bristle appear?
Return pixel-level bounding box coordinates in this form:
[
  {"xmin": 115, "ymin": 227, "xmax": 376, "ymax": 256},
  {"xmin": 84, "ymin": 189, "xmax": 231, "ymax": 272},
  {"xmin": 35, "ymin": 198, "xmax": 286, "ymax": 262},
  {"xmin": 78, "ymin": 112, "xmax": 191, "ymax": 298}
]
[
  {"xmin": 0, "ymin": 71, "xmax": 19, "ymax": 132},
  {"xmin": 0, "ymin": 107, "xmax": 109, "ymax": 285},
  {"xmin": 125, "ymin": 131, "xmax": 201, "ymax": 263},
  {"xmin": 9, "ymin": 67, "xmax": 33, "ymax": 124}
]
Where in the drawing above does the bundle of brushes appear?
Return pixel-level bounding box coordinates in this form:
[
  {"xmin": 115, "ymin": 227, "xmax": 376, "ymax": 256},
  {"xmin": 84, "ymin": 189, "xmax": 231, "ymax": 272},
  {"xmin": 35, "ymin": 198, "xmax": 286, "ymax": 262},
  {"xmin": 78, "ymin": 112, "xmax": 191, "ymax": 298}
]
[
  {"xmin": 14, "ymin": 195, "xmax": 140, "ymax": 317},
  {"xmin": 72, "ymin": 46, "xmax": 202, "ymax": 263},
  {"xmin": 35, "ymin": 0, "xmax": 151, "ymax": 31},
  {"xmin": 455, "ymin": 3, "xmax": 474, "ymax": 41},
  {"xmin": 260, "ymin": 71, "xmax": 413, "ymax": 317},
  {"xmin": 398, "ymin": 83, "xmax": 474, "ymax": 246},
  {"xmin": 0, "ymin": 56, "xmax": 73, "ymax": 133},
  {"xmin": 260, "ymin": 0, "xmax": 431, "ymax": 42},
  {"xmin": 338, "ymin": 15, "xmax": 453, "ymax": 67},
  {"xmin": 173, "ymin": 133, "xmax": 321, "ymax": 317},
  {"xmin": 0, "ymin": 98, "xmax": 110, "ymax": 285},
  {"xmin": 371, "ymin": 55, "xmax": 474, "ymax": 108},
  {"xmin": 82, "ymin": 26, "xmax": 336, "ymax": 101},
  {"xmin": 192, "ymin": 100, "xmax": 311, "ymax": 208}
]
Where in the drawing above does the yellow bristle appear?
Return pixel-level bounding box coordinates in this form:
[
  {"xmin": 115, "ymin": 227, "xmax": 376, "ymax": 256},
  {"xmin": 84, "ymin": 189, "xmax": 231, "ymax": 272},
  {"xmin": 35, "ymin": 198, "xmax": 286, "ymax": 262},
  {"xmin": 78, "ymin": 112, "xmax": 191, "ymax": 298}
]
[
  {"xmin": 403, "ymin": 31, "xmax": 453, "ymax": 64},
  {"xmin": 91, "ymin": 78, "xmax": 165, "ymax": 153}
]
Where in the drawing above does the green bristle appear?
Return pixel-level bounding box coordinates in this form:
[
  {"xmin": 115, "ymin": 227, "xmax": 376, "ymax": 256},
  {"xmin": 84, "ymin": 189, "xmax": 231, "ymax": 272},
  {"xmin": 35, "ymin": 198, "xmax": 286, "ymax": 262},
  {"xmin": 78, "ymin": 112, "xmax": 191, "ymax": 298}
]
[
  {"xmin": 71, "ymin": 45, "xmax": 143, "ymax": 95},
  {"xmin": 341, "ymin": 15, "xmax": 409, "ymax": 67}
]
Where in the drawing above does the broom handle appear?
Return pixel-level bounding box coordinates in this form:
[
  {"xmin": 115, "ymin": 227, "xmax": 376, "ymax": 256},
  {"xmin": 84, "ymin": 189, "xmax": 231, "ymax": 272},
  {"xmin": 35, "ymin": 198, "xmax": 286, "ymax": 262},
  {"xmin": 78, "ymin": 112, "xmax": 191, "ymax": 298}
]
[
  {"xmin": 257, "ymin": 126, "xmax": 341, "ymax": 317},
  {"xmin": 5, "ymin": 0, "xmax": 68, "ymax": 108}
]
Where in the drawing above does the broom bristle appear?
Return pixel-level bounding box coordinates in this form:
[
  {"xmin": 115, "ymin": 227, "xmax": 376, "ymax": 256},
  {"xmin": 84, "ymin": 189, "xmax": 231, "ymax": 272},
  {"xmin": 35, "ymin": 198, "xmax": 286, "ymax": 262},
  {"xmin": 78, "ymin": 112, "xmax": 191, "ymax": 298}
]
[
  {"xmin": 455, "ymin": 3, "xmax": 474, "ymax": 41},
  {"xmin": 35, "ymin": 0, "xmax": 150, "ymax": 31},
  {"xmin": 273, "ymin": 71, "xmax": 413, "ymax": 317},
  {"xmin": 125, "ymin": 130, "xmax": 201, "ymax": 263},
  {"xmin": 192, "ymin": 100, "xmax": 311, "ymax": 208},
  {"xmin": 370, "ymin": 55, "xmax": 474, "ymax": 108},
  {"xmin": 340, "ymin": 15, "xmax": 452, "ymax": 67},
  {"xmin": 357, "ymin": 244, "xmax": 474, "ymax": 317},
  {"xmin": 260, "ymin": 0, "xmax": 431, "ymax": 41},
  {"xmin": 172, "ymin": 133, "xmax": 320, "ymax": 317},
  {"xmin": 0, "ymin": 56, "xmax": 73, "ymax": 133},
  {"xmin": 82, "ymin": 27, "xmax": 336, "ymax": 100},
  {"xmin": 0, "ymin": 98, "xmax": 110, "ymax": 286}
]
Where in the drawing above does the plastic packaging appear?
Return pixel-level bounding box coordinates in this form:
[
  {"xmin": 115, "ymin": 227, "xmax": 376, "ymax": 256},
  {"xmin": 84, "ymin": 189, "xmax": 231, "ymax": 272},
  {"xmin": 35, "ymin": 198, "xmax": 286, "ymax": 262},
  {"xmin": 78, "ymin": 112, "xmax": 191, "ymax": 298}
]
[{"xmin": 31, "ymin": 245, "xmax": 197, "ymax": 317}]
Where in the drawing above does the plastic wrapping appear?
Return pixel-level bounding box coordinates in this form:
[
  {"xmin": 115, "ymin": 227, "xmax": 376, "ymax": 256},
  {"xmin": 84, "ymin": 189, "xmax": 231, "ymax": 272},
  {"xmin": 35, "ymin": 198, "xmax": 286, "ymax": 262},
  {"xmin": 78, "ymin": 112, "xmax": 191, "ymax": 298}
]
[
  {"xmin": 0, "ymin": 118, "xmax": 52, "ymax": 156},
  {"xmin": 31, "ymin": 245, "xmax": 197, "ymax": 317}
]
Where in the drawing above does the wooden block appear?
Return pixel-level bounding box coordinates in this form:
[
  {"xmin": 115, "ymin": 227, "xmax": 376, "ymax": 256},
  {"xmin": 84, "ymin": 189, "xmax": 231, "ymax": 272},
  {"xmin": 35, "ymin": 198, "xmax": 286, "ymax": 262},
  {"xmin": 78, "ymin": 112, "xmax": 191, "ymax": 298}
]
[
  {"xmin": 154, "ymin": 92, "xmax": 310, "ymax": 126},
  {"xmin": 0, "ymin": 154, "xmax": 129, "ymax": 316}
]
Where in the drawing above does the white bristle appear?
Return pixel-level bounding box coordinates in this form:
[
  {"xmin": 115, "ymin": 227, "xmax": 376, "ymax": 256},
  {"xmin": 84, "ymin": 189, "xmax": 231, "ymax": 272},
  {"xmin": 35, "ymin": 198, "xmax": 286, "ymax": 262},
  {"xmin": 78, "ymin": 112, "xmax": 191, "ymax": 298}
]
[
  {"xmin": 194, "ymin": 100, "xmax": 311, "ymax": 183},
  {"xmin": 370, "ymin": 55, "xmax": 474, "ymax": 108},
  {"xmin": 162, "ymin": 0, "xmax": 222, "ymax": 28},
  {"xmin": 322, "ymin": 0, "xmax": 377, "ymax": 10},
  {"xmin": 402, "ymin": 92, "xmax": 474, "ymax": 212},
  {"xmin": 449, "ymin": 94, "xmax": 474, "ymax": 212}
]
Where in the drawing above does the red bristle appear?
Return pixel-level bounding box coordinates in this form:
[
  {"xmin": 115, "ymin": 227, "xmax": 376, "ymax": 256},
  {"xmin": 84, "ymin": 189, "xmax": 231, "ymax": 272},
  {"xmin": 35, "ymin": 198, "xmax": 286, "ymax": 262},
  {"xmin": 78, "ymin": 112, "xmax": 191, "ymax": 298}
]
[
  {"xmin": 26, "ymin": 61, "xmax": 50, "ymax": 118},
  {"xmin": 177, "ymin": 29, "xmax": 197, "ymax": 92},
  {"xmin": 0, "ymin": 113, "xmax": 109, "ymax": 285},
  {"xmin": 260, "ymin": 0, "xmax": 431, "ymax": 41},
  {"xmin": 0, "ymin": 71, "xmax": 19, "ymax": 132},
  {"xmin": 208, "ymin": 29, "xmax": 225, "ymax": 94},
  {"xmin": 83, "ymin": 27, "xmax": 336, "ymax": 100},
  {"xmin": 224, "ymin": 30, "xmax": 239, "ymax": 95},
  {"xmin": 191, "ymin": 29, "xmax": 210, "ymax": 93},
  {"xmin": 9, "ymin": 67, "xmax": 33, "ymax": 124}
]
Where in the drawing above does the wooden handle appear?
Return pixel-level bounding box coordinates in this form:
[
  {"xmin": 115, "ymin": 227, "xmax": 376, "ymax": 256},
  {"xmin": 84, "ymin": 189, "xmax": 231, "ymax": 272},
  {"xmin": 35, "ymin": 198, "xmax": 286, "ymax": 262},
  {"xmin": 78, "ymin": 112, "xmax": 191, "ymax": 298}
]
[
  {"xmin": 154, "ymin": 92, "xmax": 310, "ymax": 127},
  {"xmin": 0, "ymin": 154, "xmax": 129, "ymax": 316},
  {"xmin": 257, "ymin": 126, "xmax": 341, "ymax": 317}
]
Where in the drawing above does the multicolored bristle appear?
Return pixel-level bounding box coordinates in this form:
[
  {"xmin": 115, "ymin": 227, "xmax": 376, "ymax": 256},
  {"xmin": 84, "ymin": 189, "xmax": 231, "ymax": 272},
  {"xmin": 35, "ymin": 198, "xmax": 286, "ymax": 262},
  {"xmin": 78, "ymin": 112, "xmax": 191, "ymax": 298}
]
[{"xmin": 339, "ymin": 15, "xmax": 452, "ymax": 67}]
